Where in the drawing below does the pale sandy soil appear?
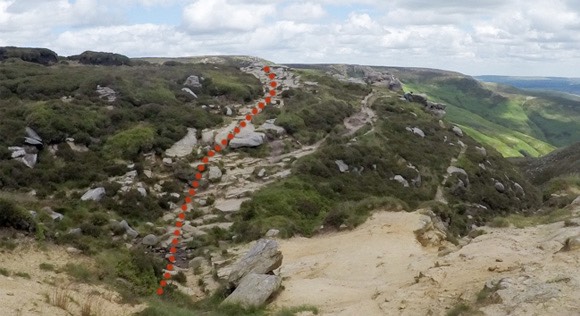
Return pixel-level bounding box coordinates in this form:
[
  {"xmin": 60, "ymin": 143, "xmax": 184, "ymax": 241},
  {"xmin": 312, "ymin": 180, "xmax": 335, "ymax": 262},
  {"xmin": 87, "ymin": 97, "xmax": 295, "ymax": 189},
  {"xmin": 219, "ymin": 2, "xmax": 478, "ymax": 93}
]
[
  {"xmin": 273, "ymin": 206, "xmax": 580, "ymax": 316},
  {"xmin": 0, "ymin": 241, "xmax": 146, "ymax": 316}
]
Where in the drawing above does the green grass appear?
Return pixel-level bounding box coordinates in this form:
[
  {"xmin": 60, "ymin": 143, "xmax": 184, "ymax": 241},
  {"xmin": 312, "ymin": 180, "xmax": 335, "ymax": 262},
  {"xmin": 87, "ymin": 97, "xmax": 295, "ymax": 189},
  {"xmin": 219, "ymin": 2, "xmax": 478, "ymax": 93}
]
[
  {"xmin": 491, "ymin": 207, "xmax": 575, "ymax": 228},
  {"xmin": 403, "ymin": 81, "xmax": 557, "ymax": 157}
]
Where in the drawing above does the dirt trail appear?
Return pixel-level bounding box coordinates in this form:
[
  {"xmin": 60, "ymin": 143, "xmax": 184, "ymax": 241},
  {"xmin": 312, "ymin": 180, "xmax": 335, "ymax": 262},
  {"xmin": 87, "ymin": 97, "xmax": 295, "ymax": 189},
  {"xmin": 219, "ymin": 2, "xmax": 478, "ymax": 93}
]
[
  {"xmin": 343, "ymin": 91, "xmax": 377, "ymax": 137},
  {"xmin": 273, "ymin": 205, "xmax": 580, "ymax": 316}
]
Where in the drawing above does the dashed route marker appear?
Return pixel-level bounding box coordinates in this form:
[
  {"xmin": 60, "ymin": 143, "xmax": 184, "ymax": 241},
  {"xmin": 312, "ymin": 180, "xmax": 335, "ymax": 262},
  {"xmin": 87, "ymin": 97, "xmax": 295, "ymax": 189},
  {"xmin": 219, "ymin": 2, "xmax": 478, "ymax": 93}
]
[{"xmin": 156, "ymin": 66, "xmax": 277, "ymax": 296}]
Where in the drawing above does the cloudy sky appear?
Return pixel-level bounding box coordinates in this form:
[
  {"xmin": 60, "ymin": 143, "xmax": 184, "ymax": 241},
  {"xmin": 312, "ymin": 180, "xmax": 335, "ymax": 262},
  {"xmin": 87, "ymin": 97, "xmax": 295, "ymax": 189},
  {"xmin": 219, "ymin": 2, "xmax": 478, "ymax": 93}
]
[{"xmin": 1, "ymin": 0, "xmax": 579, "ymax": 76}]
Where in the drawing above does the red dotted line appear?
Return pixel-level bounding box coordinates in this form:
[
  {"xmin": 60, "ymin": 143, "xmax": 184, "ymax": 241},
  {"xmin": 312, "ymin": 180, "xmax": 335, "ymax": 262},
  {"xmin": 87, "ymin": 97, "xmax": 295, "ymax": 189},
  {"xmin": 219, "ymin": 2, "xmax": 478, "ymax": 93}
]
[{"xmin": 156, "ymin": 66, "xmax": 277, "ymax": 296}]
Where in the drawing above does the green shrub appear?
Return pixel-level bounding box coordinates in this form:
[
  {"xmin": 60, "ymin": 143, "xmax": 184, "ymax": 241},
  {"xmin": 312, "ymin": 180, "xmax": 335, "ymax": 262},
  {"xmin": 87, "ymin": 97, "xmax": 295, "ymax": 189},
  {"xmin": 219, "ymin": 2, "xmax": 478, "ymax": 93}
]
[
  {"xmin": 102, "ymin": 125, "xmax": 156, "ymax": 160},
  {"xmin": 0, "ymin": 198, "xmax": 35, "ymax": 231}
]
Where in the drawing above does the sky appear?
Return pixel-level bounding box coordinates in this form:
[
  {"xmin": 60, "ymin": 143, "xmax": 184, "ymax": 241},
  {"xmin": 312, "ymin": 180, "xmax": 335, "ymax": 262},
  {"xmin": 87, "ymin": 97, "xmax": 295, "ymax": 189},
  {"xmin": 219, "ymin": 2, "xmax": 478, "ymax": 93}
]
[{"xmin": 1, "ymin": 0, "xmax": 580, "ymax": 77}]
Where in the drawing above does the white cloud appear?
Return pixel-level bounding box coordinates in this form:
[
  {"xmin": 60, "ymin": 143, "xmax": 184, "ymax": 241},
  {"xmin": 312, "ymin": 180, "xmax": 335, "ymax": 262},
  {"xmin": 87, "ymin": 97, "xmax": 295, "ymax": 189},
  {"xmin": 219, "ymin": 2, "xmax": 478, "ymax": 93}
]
[
  {"xmin": 1, "ymin": 0, "xmax": 579, "ymax": 76},
  {"xmin": 182, "ymin": 0, "xmax": 275, "ymax": 33},
  {"xmin": 282, "ymin": 2, "xmax": 326, "ymax": 21}
]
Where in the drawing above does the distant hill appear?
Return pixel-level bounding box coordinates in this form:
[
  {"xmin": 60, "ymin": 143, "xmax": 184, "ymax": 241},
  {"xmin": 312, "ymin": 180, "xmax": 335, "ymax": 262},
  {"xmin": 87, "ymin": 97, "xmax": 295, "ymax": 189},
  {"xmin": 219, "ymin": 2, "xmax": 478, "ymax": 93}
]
[
  {"xmin": 285, "ymin": 64, "xmax": 580, "ymax": 157},
  {"xmin": 476, "ymin": 75, "xmax": 580, "ymax": 96}
]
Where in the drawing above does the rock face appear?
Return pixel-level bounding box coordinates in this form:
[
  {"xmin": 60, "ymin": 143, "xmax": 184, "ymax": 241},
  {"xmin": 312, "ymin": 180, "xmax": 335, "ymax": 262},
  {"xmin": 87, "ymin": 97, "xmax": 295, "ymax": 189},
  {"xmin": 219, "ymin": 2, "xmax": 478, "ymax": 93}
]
[
  {"xmin": 222, "ymin": 273, "xmax": 282, "ymax": 308},
  {"xmin": 414, "ymin": 209, "xmax": 448, "ymax": 247},
  {"xmin": 335, "ymin": 160, "xmax": 349, "ymax": 173},
  {"xmin": 227, "ymin": 238, "xmax": 283, "ymax": 286},
  {"xmin": 165, "ymin": 128, "xmax": 197, "ymax": 158},
  {"xmin": 81, "ymin": 187, "xmax": 106, "ymax": 201},
  {"xmin": 96, "ymin": 85, "xmax": 117, "ymax": 102},
  {"xmin": 183, "ymin": 75, "xmax": 202, "ymax": 88}
]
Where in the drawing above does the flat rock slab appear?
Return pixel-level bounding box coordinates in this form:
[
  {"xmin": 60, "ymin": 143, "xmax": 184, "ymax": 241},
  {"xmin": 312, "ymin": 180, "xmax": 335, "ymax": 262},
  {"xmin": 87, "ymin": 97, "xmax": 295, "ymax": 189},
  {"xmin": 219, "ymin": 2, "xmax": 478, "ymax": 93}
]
[
  {"xmin": 165, "ymin": 128, "xmax": 197, "ymax": 158},
  {"xmin": 223, "ymin": 273, "xmax": 282, "ymax": 308},
  {"xmin": 227, "ymin": 238, "xmax": 283, "ymax": 286},
  {"xmin": 215, "ymin": 198, "xmax": 250, "ymax": 213}
]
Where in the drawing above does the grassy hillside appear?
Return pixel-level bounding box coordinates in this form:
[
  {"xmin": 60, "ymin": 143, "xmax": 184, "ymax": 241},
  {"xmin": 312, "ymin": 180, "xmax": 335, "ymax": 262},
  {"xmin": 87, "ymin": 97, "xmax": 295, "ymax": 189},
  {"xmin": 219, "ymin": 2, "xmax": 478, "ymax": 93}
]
[
  {"xmin": 291, "ymin": 64, "xmax": 580, "ymax": 158},
  {"xmin": 394, "ymin": 70, "xmax": 580, "ymax": 156},
  {"xmin": 476, "ymin": 75, "xmax": 580, "ymax": 96}
]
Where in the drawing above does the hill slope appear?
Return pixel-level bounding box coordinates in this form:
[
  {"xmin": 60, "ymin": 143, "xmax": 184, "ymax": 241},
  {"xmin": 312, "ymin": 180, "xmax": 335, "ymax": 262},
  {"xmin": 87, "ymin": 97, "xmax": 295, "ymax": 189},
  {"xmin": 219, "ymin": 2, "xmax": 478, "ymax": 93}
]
[{"xmin": 287, "ymin": 64, "xmax": 580, "ymax": 158}]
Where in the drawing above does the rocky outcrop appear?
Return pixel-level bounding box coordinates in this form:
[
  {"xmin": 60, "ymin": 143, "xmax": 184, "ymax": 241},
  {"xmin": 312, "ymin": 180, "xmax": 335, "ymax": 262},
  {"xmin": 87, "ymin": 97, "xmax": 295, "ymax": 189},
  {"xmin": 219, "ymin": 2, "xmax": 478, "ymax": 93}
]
[
  {"xmin": 226, "ymin": 238, "xmax": 283, "ymax": 286},
  {"xmin": 183, "ymin": 75, "xmax": 202, "ymax": 88},
  {"xmin": 404, "ymin": 92, "xmax": 447, "ymax": 117},
  {"xmin": 222, "ymin": 273, "xmax": 282, "ymax": 307},
  {"xmin": 165, "ymin": 128, "xmax": 197, "ymax": 158},
  {"xmin": 414, "ymin": 209, "xmax": 448, "ymax": 247},
  {"xmin": 8, "ymin": 127, "xmax": 43, "ymax": 168},
  {"xmin": 96, "ymin": 85, "xmax": 117, "ymax": 102}
]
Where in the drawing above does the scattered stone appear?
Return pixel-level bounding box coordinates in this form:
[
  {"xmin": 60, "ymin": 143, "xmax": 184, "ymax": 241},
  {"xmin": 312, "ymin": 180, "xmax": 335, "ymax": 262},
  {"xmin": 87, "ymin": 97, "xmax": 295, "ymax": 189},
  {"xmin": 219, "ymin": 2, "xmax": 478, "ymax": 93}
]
[
  {"xmin": 257, "ymin": 168, "xmax": 266, "ymax": 178},
  {"xmin": 208, "ymin": 166, "xmax": 223, "ymax": 181},
  {"xmin": 226, "ymin": 239, "xmax": 283, "ymax": 286},
  {"xmin": 42, "ymin": 207, "xmax": 64, "ymax": 221},
  {"xmin": 183, "ymin": 75, "xmax": 202, "ymax": 88},
  {"xmin": 181, "ymin": 87, "xmax": 198, "ymax": 98},
  {"xmin": 81, "ymin": 187, "xmax": 106, "ymax": 201},
  {"xmin": 120, "ymin": 220, "xmax": 139, "ymax": 240},
  {"xmin": 410, "ymin": 127, "xmax": 425, "ymax": 138},
  {"xmin": 452, "ymin": 126, "xmax": 464, "ymax": 137},
  {"xmin": 495, "ymin": 182, "xmax": 506, "ymax": 193},
  {"xmin": 392, "ymin": 175, "xmax": 409, "ymax": 187},
  {"xmin": 137, "ymin": 187, "xmax": 147, "ymax": 197},
  {"xmin": 571, "ymin": 196, "xmax": 580, "ymax": 206},
  {"xmin": 265, "ymin": 229, "xmax": 280, "ymax": 238},
  {"xmin": 257, "ymin": 119, "xmax": 286, "ymax": 135},
  {"xmin": 66, "ymin": 247, "xmax": 82, "ymax": 255},
  {"xmin": 29, "ymin": 210, "xmax": 37, "ymax": 218},
  {"xmin": 142, "ymin": 234, "xmax": 159, "ymax": 246},
  {"xmin": 225, "ymin": 106, "xmax": 233, "ymax": 116},
  {"xmin": 163, "ymin": 158, "xmax": 173, "ymax": 166},
  {"xmin": 96, "ymin": 85, "xmax": 117, "ymax": 102},
  {"xmin": 476, "ymin": 146, "xmax": 487, "ymax": 157},
  {"xmin": 223, "ymin": 273, "xmax": 282, "ymax": 308},
  {"xmin": 144, "ymin": 170, "xmax": 153, "ymax": 178},
  {"xmin": 335, "ymin": 160, "xmax": 349, "ymax": 173},
  {"xmin": 514, "ymin": 183, "xmax": 525, "ymax": 197}
]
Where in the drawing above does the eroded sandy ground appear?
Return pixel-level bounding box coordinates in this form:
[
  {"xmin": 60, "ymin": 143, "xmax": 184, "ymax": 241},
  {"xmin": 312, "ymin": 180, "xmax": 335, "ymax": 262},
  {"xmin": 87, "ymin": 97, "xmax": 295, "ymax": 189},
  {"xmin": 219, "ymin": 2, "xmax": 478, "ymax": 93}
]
[
  {"xmin": 0, "ymin": 241, "xmax": 145, "ymax": 316},
  {"xmin": 273, "ymin": 206, "xmax": 580, "ymax": 316}
]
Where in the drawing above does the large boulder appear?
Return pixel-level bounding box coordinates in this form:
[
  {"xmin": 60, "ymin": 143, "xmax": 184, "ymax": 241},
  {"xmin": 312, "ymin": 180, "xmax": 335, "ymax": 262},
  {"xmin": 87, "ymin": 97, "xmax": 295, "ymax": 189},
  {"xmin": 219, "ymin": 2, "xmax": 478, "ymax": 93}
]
[
  {"xmin": 227, "ymin": 239, "xmax": 283, "ymax": 286},
  {"xmin": 229, "ymin": 132, "xmax": 266, "ymax": 149},
  {"xmin": 223, "ymin": 274, "xmax": 282, "ymax": 307},
  {"xmin": 335, "ymin": 160, "xmax": 349, "ymax": 173},
  {"xmin": 208, "ymin": 166, "xmax": 223, "ymax": 181},
  {"xmin": 81, "ymin": 187, "xmax": 106, "ymax": 201},
  {"xmin": 183, "ymin": 75, "xmax": 202, "ymax": 88}
]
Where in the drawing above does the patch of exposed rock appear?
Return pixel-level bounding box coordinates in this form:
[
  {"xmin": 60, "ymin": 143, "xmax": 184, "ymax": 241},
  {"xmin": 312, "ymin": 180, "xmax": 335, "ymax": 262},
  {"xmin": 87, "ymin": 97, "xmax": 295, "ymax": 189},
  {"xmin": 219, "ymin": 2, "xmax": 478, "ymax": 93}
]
[
  {"xmin": 96, "ymin": 85, "xmax": 117, "ymax": 102},
  {"xmin": 165, "ymin": 128, "xmax": 197, "ymax": 158}
]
